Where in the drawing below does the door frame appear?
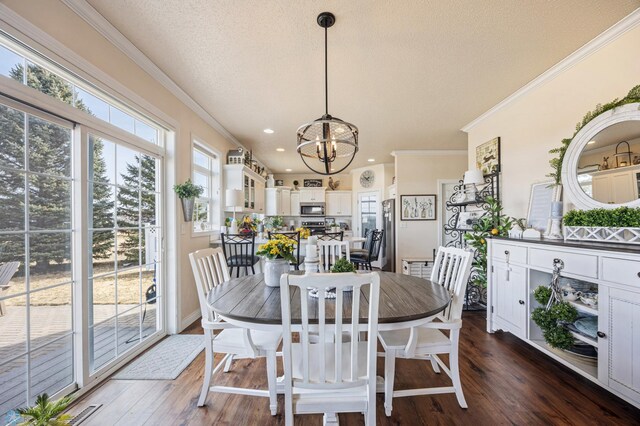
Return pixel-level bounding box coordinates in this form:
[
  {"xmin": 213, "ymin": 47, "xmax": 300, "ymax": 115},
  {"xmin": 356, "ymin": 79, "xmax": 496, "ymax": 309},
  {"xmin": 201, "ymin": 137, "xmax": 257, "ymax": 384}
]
[
  {"xmin": 437, "ymin": 179, "xmax": 459, "ymax": 248},
  {"xmin": 355, "ymin": 190, "xmax": 382, "ymax": 267}
]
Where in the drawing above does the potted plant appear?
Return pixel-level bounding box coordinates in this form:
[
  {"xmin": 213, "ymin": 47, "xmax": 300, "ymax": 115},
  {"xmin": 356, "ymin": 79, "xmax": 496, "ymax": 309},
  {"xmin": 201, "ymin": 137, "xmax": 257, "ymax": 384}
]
[
  {"xmin": 257, "ymin": 234, "xmax": 297, "ymax": 287},
  {"xmin": 16, "ymin": 393, "xmax": 74, "ymax": 425},
  {"xmin": 563, "ymin": 207, "xmax": 640, "ymax": 244},
  {"xmin": 173, "ymin": 179, "xmax": 203, "ymax": 222},
  {"xmin": 330, "ymin": 257, "xmax": 356, "ymax": 291},
  {"xmin": 267, "ymin": 215, "xmax": 284, "ymax": 230}
]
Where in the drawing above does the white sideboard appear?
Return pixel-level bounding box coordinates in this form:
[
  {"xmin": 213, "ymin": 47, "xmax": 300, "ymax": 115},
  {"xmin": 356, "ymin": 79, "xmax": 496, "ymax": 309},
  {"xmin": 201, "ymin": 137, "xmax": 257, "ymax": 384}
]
[{"xmin": 487, "ymin": 237, "xmax": 640, "ymax": 408}]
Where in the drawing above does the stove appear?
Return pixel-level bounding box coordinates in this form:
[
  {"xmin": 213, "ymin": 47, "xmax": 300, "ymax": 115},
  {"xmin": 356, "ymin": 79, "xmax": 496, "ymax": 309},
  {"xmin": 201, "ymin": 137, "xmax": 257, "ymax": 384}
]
[{"xmin": 301, "ymin": 220, "xmax": 326, "ymax": 235}]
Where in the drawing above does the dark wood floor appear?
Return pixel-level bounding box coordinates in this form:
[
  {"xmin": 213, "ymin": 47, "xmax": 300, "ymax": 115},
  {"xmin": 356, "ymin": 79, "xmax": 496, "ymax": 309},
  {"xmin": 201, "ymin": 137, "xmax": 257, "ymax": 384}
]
[{"xmin": 67, "ymin": 312, "xmax": 640, "ymax": 425}]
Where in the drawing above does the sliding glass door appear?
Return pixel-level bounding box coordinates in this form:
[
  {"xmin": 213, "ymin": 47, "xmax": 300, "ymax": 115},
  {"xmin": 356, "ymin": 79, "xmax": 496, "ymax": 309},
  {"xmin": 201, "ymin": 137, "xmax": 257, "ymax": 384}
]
[
  {"xmin": 87, "ymin": 133, "xmax": 162, "ymax": 372},
  {"xmin": 0, "ymin": 100, "xmax": 75, "ymax": 415}
]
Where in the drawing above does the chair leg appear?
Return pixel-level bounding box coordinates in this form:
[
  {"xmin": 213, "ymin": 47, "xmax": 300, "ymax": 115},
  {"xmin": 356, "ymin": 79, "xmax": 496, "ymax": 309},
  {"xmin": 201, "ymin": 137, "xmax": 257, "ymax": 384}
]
[
  {"xmin": 450, "ymin": 332, "xmax": 468, "ymax": 408},
  {"xmin": 384, "ymin": 350, "xmax": 396, "ymax": 417},
  {"xmin": 236, "ymin": 267, "xmax": 240, "ymax": 278},
  {"xmin": 266, "ymin": 350, "xmax": 278, "ymax": 416},
  {"xmin": 223, "ymin": 354, "xmax": 234, "ymax": 373},
  {"xmin": 251, "ymin": 265, "xmax": 256, "ymax": 275},
  {"xmin": 284, "ymin": 387, "xmax": 293, "ymax": 426},
  {"xmin": 429, "ymin": 355, "xmax": 441, "ymax": 373},
  {"xmin": 198, "ymin": 332, "xmax": 213, "ymax": 407}
]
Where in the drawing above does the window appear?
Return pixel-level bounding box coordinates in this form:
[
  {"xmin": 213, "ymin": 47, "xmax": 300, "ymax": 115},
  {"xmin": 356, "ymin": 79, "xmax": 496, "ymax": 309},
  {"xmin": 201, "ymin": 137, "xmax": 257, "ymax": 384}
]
[
  {"xmin": 192, "ymin": 143, "xmax": 220, "ymax": 233},
  {"xmin": 0, "ymin": 33, "xmax": 161, "ymax": 145}
]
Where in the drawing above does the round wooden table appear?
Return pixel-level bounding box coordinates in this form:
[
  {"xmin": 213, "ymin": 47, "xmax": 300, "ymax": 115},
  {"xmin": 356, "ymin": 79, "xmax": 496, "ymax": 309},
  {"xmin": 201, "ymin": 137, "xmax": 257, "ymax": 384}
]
[{"xmin": 207, "ymin": 271, "xmax": 450, "ymax": 331}]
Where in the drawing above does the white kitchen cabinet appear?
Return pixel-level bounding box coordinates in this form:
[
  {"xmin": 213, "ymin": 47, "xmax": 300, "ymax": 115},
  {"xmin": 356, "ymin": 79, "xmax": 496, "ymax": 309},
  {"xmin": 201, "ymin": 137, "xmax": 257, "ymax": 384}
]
[
  {"xmin": 598, "ymin": 286, "xmax": 640, "ymax": 403},
  {"xmin": 299, "ymin": 188, "xmax": 326, "ymax": 203},
  {"xmin": 326, "ymin": 191, "xmax": 352, "ymax": 216},
  {"xmin": 265, "ymin": 187, "xmax": 292, "ymax": 216},
  {"xmin": 492, "ymin": 261, "xmax": 527, "ymax": 339},
  {"xmin": 223, "ymin": 164, "xmax": 266, "ymax": 214},
  {"xmin": 487, "ymin": 237, "xmax": 640, "ymax": 408},
  {"xmin": 592, "ymin": 168, "xmax": 638, "ymax": 204},
  {"xmin": 290, "ymin": 191, "xmax": 300, "ymax": 216},
  {"xmin": 254, "ymin": 180, "xmax": 265, "ymax": 214}
]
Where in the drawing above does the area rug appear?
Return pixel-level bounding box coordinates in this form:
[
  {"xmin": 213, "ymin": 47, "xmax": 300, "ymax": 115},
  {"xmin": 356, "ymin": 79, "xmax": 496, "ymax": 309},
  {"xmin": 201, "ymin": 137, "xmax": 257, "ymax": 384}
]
[{"xmin": 113, "ymin": 335, "xmax": 203, "ymax": 380}]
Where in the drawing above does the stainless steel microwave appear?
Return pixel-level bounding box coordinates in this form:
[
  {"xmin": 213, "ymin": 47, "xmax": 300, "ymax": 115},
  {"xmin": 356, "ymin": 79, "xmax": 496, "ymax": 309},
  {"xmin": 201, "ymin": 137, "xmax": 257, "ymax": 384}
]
[{"xmin": 300, "ymin": 203, "xmax": 325, "ymax": 216}]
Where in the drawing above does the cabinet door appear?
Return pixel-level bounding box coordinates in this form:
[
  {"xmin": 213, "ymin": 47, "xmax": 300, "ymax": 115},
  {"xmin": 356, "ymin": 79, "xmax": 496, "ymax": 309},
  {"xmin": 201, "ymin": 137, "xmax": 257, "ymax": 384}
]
[
  {"xmin": 281, "ymin": 189, "xmax": 291, "ymax": 215},
  {"xmin": 243, "ymin": 175, "xmax": 251, "ymax": 209},
  {"xmin": 290, "ymin": 192, "xmax": 300, "ymax": 216},
  {"xmin": 598, "ymin": 286, "xmax": 640, "ymax": 403},
  {"xmin": 592, "ymin": 175, "xmax": 612, "ymax": 204},
  {"xmin": 611, "ymin": 171, "xmax": 635, "ymax": 204},
  {"xmin": 299, "ymin": 190, "xmax": 313, "ymax": 203},
  {"xmin": 255, "ymin": 180, "xmax": 265, "ymax": 213},
  {"xmin": 325, "ymin": 192, "xmax": 339, "ymax": 216},
  {"xmin": 265, "ymin": 188, "xmax": 280, "ymax": 216},
  {"xmin": 339, "ymin": 192, "xmax": 351, "ymax": 216},
  {"xmin": 493, "ymin": 262, "xmax": 527, "ymax": 338}
]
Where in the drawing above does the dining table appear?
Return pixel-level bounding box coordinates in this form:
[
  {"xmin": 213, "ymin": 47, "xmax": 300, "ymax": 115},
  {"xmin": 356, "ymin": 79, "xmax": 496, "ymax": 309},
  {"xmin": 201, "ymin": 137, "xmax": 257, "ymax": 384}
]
[{"xmin": 207, "ymin": 271, "xmax": 450, "ymax": 332}]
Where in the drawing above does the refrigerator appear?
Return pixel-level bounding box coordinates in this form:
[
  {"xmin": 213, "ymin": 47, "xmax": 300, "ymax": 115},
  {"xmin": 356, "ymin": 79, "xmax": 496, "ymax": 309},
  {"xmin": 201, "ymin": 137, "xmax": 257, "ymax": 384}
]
[{"xmin": 381, "ymin": 199, "xmax": 395, "ymax": 272}]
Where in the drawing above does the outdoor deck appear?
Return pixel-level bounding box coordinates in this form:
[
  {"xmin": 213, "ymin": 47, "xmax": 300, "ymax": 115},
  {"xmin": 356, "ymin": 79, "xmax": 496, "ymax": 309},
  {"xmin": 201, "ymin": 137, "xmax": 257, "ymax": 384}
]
[{"xmin": 0, "ymin": 304, "xmax": 157, "ymax": 417}]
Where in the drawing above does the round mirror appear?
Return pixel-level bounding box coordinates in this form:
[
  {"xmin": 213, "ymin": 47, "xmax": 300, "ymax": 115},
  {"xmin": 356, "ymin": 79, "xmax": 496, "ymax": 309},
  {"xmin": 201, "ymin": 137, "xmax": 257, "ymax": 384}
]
[{"xmin": 562, "ymin": 103, "xmax": 640, "ymax": 210}]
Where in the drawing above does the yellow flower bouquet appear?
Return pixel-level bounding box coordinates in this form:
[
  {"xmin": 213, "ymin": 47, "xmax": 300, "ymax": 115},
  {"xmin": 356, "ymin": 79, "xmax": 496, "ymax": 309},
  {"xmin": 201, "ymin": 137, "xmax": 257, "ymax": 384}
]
[
  {"xmin": 295, "ymin": 227, "xmax": 311, "ymax": 239},
  {"xmin": 257, "ymin": 234, "xmax": 297, "ymax": 262}
]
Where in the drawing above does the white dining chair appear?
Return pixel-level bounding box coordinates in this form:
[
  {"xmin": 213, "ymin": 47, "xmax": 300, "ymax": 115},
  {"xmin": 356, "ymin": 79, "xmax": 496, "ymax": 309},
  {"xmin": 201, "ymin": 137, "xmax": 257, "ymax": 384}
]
[
  {"xmin": 279, "ymin": 272, "xmax": 380, "ymax": 426},
  {"xmin": 318, "ymin": 240, "xmax": 350, "ymax": 272},
  {"xmin": 378, "ymin": 246, "xmax": 473, "ymax": 415},
  {"xmin": 189, "ymin": 248, "xmax": 282, "ymax": 414}
]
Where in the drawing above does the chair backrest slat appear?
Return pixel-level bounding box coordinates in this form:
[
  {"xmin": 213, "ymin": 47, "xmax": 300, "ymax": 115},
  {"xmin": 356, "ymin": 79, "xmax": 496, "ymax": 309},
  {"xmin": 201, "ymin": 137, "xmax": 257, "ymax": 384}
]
[
  {"xmin": 429, "ymin": 247, "xmax": 473, "ymax": 321},
  {"xmin": 317, "ymin": 231, "xmax": 344, "ymax": 241},
  {"xmin": 189, "ymin": 248, "xmax": 231, "ymax": 322},
  {"xmin": 318, "ymin": 241, "xmax": 350, "ymax": 272},
  {"xmin": 281, "ymin": 272, "xmax": 380, "ymax": 390},
  {"xmin": 0, "ymin": 262, "xmax": 20, "ymax": 286}
]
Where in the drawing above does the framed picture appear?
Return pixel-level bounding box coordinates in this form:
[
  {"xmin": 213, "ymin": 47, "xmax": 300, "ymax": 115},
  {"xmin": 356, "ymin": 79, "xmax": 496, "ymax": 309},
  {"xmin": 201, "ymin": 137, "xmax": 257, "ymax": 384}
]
[
  {"xmin": 304, "ymin": 179, "xmax": 323, "ymax": 187},
  {"xmin": 476, "ymin": 137, "xmax": 501, "ymax": 175},
  {"xmin": 274, "ymin": 179, "xmax": 284, "ymax": 187},
  {"xmin": 456, "ymin": 210, "xmax": 484, "ymax": 231},
  {"xmin": 400, "ymin": 194, "xmax": 436, "ymax": 221},
  {"xmin": 527, "ymin": 181, "xmax": 562, "ymax": 233}
]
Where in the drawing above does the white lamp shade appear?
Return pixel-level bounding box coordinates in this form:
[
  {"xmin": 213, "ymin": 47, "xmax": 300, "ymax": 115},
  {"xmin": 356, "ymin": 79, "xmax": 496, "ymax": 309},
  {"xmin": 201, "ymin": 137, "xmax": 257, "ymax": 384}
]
[
  {"xmin": 463, "ymin": 169, "xmax": 485, "ymax": 185},
  {"xmin": 225, "ymin": 189, "xmax": 244, "ymax": 208}
]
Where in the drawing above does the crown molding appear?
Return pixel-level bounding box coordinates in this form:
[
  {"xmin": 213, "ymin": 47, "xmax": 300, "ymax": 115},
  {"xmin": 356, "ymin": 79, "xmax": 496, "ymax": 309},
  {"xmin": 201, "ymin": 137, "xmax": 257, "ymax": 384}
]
[
  {"xmin": 461, "ymin": 7, "xmax": 640, "ymax": 133},
  {"xmin": 391, "ymin": 150, "xmax": 467, "ymax": 157},
  {"xmin": 58, "ymin": 0, "xmax": 263, "ymax": 165}
]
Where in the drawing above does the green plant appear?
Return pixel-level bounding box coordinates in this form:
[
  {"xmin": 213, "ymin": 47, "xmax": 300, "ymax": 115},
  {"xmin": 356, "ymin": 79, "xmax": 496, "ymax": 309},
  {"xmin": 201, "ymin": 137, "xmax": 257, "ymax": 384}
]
[
  {"xmin": 531, "ymin": 285, "xmax": 578, "ymax": 350},
  {"xmin": 17, "ymin": 393, "xmax": 74, "ymax": 425},
  {"xmin": 547, "ymin": 84, "xmax": 640, "ymax": 185},
  {"xmin": 267, "ymin": 215, "xmax": 284, "ymax": 229},
  {"xmin": 563, "ymin": 207, "xmax": 640, "ymax": 227},
  {"xmin": 331, "ymin": 257, "xmax": 356, "ymax": 273},
  {"xmin": 173, "ymin": 179, "xmax": 203, "ymax": 199},
  {"xmin": 463, "ymin": 197, "xmax": 513, "ymax": 288}
]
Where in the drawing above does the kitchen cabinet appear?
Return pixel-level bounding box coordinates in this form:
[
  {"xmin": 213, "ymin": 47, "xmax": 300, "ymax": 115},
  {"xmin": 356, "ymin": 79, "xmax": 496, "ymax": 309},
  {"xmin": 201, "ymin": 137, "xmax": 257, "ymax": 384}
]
[
  {"xmin": 299, "ymin": 188, "xmax": 326, "ymax": 203},
  {"xmin": 492, "ymin": 261, "xmax": 527, "ymax": 339},
  {"xmin": 326, "ymin": 191, "xmax": 352, "ymax": 216},
  {"xmin": 487, "ymin": 237, "xmax": 640, "ymax": 408},
  {"xmin": 223, "ymin": 164, "xmax": 266, "ymax": 214},
  {"xmin": 265, "ymin": 187, "xmax": 292, "ymax": 216},
  {"xmin": 290, "ymin": 191, "xmax": 300, "ymax": 216},
  {"xmin": 591, "ymin": 167, "xmax": 638, "ymax": 204}
]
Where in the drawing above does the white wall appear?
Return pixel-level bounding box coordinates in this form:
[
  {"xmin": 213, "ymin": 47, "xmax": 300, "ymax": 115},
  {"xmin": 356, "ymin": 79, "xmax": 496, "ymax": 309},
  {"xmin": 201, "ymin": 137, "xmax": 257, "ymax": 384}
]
[
  {"xmin": 393, "ymin": 152, "xmax": 467, "ymax": 267},
  {"xmin": 3, "ymin": 0, "xmax": 240, "ymax": 331},
  {"xmin": 465, "ymin": 21, "xmax": 640, "ymax": 218}
]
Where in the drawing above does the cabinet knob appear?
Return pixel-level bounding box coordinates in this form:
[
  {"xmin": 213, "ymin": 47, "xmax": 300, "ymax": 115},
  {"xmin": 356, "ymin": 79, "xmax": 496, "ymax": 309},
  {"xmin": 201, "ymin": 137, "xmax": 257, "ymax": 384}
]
[
  {"xmin": 597, "ymin": 331, "xmax": 606, "ymax": 338},
  {"xmin": 504, "ymin": 250, "xmax": 509, "ymax": 255},
  {"xmin": 518, "ymin": 300, "xmax": 525, "ymax": 305},
  {"xmin": 637, "ymin": 272, "xmax": 640, "ymax": 278}
]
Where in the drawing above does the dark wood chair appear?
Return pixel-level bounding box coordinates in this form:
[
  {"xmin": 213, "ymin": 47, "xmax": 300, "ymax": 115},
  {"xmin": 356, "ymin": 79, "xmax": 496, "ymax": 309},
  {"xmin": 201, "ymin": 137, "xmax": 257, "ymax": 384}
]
[
  {"xmin": 267, "ymin": 231, "xmax": 304, "ymax": 270},
  {"xmin": 317, "ymin": 231, "xmax": 344, "ymax": 241},
  {"xmin": 351, "ymin": 229, "xmax": 384, "ymax": 270},
  {"xmin": 221, "ymin": 233, "xmax": 260, "ymax": 277}
]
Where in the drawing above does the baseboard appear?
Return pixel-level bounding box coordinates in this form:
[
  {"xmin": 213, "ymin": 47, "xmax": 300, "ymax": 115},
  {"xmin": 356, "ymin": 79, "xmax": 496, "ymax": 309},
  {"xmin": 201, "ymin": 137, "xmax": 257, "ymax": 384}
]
[{"xmin": 180, "ymin": 309, "xmax": 201, "ymax": 332}]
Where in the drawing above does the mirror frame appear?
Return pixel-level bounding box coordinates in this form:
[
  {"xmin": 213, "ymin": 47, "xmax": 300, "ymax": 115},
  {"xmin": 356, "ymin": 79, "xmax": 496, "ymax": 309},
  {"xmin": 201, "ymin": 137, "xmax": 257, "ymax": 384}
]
[{"xmin": 562, "ymin": 102, "xmax": 640, "ymax": 210}]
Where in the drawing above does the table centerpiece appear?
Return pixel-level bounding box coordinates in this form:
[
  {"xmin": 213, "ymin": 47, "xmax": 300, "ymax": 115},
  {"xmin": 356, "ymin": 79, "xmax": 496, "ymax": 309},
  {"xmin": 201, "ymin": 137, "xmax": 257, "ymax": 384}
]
[{"xmin": 257, "ymin": 234, "xmax": 297, "ymax": 287}]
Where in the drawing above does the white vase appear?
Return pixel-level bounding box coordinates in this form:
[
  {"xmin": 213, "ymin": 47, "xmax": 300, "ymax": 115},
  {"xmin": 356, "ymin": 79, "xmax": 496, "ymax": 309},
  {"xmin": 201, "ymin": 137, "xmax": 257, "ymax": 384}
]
[{"xmin": 264, "ymin": 258, "xmax": 290, "ymax": 287}]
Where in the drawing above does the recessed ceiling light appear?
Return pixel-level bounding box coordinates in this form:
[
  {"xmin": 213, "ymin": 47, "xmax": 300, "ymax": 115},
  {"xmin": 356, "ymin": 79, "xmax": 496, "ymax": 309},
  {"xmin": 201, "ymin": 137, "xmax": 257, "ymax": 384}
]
[
  {"xmin": 263, "ymin": 128, "xmax": 274, "ymax": 134},
  {"xmin": 276, "ymin": 148, "xmax": 285, "ymax": 152},
  {"xmin": 368, "ymin": 158, "xmax": 375, "ymax": 162},
  {"xmin": 588, "ymin": 140, "xmax": 595, "ymax": 144},
  {"xmin": 285, "ymin": 168, "xmax": 292, "ymax": 172}
]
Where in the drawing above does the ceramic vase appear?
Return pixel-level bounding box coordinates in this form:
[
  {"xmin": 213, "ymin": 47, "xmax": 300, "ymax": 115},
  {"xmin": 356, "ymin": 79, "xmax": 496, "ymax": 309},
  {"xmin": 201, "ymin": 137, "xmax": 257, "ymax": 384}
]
[{"xmin": 264, "ymin": 258, "xmax": 290, "ymax": 287}]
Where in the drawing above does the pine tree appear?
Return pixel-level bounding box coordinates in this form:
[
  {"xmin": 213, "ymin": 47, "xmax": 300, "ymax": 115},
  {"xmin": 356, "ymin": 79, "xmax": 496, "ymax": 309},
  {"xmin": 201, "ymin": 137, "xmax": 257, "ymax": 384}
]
[
  {"xmin": 116, "ymin": 155, "xmax": 156, "ymax": 264},
  {"xmin": 0, "ymin": 63, "xmax": 114, "ymax": 270}
]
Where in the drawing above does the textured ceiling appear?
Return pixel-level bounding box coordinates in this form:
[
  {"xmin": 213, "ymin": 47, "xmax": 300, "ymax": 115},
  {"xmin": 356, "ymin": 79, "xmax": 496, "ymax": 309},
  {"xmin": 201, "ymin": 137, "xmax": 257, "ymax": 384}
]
[{"xmin": 84, "ymin": 0, "xmax": 639, "ymax": 173}]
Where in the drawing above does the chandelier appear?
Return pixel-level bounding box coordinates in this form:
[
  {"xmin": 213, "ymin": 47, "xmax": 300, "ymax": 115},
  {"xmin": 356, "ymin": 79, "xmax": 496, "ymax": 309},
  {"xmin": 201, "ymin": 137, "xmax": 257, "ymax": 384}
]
[{"xmin": 296, "ymin": 12, "xmax": 358, "ymax": 175}]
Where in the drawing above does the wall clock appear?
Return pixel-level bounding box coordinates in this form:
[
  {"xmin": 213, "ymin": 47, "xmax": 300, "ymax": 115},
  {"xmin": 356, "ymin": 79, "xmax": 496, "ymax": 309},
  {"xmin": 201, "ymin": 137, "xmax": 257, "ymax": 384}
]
[{"xmin": 360, "ymin": 170, "xmax": 375, "ymax": 188}]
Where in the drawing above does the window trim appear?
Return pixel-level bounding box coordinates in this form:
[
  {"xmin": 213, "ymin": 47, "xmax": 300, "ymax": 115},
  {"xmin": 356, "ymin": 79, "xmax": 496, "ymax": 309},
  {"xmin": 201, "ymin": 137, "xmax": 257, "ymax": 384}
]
[{"xmin": 191, "ymin": 137, "xmax": 221, "ymax": 237}]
